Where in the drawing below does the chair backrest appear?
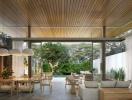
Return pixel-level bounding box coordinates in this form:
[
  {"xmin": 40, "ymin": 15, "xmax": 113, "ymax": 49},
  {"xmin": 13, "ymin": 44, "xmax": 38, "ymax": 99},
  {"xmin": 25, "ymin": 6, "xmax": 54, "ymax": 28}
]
[
  {"xmin": 93, "ymin": 74, "xmax": 102, "ymax": 81},
  {"xmin": 32, "ymin": 74, "xmax": 41, "ymax": 81},
  {"xmin": 85, "ymin": 81, "xmax": 98, "ymax": 88},
  {"xmin": 115, "ymin": 81, "xmax": 131, "ymax": 88},
  {"xmin": 44, "ymin": 72, "xmax": 53, "ymax": 77},
  {"xmin": 0, "ymin": 79, "xmax": 13, "ymax": 86},
  {"xmin": 40, "ymin": 77, "xmax": 52, "ymax": 85},
  {"xmin": 43, "ymin": 72, "xmax": 53, "ymax": 80},
  {"xmin": 85, "ymin": 74, "xmax": 93, "ymax": 81},
  {"xmin": 20, "ymin": 75, "xmax": 29, "ymax": 78},
  {"xmin": 100, "ymin": 81, "xmax": 116, "ymax": 88},
  {"xmin": 17, "ymin": 79, "xmax": 33, "ymax": 87}
]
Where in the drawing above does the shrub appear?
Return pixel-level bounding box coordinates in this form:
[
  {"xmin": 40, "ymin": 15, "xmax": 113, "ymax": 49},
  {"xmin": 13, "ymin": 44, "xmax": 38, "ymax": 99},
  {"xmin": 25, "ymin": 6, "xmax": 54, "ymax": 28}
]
[
  {"xmin": 55, "ymin": 61, "xmax": 92, "ymax": 75},
  {"xmin": 109, "ymin": 68, "xmax": 125, "ymax": 81},
  {"xmin": 42, "ymin": 62, "xmax": 52, "ymax": 72}
]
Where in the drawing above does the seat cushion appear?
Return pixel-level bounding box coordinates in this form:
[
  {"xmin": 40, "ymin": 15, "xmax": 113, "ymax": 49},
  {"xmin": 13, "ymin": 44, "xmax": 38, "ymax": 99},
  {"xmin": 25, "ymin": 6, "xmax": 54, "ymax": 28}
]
[
  {"xmin": 115, "ymin": 81, "xmax": 131, "ymax": 88},
  {"xmin": 85, "ymin": 81, "xmax": 98, "ymax": 88},
  {"xmin": 101, "ymin": 81, "xmax": 116, "ymax": 88},
  {"xmin": 79, "ymin": 85, "xmax": 99, "ymax": 100}
]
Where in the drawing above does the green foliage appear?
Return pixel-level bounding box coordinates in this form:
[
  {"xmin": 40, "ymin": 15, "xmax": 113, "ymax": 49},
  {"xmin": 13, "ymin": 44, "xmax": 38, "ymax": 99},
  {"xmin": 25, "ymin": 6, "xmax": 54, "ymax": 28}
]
[
  {"xmin": 33, "ymin": 42, "xmax": 93, "ymax": 75},
  {"xmin": 1, "ymin": 67, "xmax": 13, "ymax": 79},
  {"xmin": 56, "ymin": 61, "xmax": 92, "ymax": 75},
  {"xmin": 40, "ymin": 43, "xmax": 69, "ymax": 64},
  {"xmin": 110, "ymin": 68, "xmax": 125, "ymax": 81},
  {"xmin": 24, "ymin": 57, "xmax": 28, "ymax": 66},
  {"xmin": 42, "ymin": 62, "xmax": 52, "ymax": 72},
  {"xmin": 118, "ymin": 68, "xmax": 125, "ymax": 81},
  {"xmin": 69, "ymin": 44, "xmax": 93, "ymax": 63},
  {"xmin": 68, "ymin": 43, "xmax": 101, "ymax": 63},
  {"xmin": 106, "ymin": 42, "xmax": 125, "ymax": 56}
]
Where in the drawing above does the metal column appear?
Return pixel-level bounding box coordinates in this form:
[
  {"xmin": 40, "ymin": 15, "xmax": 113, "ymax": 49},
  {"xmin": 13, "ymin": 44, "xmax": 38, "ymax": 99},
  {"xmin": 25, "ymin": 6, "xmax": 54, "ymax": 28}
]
[
  {"xmin": 27, "ymin": 25, "xmax": 32, "ymax": 78},
  {"xmin": 101, "ymin": 26, "xmax": 106, "ymax": 80}
]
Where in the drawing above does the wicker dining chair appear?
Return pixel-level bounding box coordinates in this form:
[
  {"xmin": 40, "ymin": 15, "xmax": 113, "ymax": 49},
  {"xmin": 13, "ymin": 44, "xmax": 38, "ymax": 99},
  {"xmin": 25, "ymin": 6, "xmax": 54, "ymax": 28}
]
[
  {"xmin": 17, "ymin": 79, "xmax": 34, "ymax": 95},
  {"xmin": 40, "ymin": 74, "xmax": 52, "ymax": 92},
  {"xmin": 0, "ymin": 79, "xmax": 14, "ymax": 96}
]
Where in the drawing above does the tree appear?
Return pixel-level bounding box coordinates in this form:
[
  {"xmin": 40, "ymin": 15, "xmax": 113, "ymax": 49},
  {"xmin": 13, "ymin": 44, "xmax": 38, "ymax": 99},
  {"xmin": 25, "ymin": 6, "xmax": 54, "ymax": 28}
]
[
  {"xmin": 67, "ymin": 43, "xmax": 101, "ymax": 63},
  {"xmin": 38, "ymin": 43, "xmax": 70, "ymax": 72}
]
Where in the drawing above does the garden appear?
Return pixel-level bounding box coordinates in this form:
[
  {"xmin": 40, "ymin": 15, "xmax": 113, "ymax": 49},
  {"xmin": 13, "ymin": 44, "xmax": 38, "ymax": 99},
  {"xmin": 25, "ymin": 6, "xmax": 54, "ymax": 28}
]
[
  {"xmin": 32, "ymin": 41, "xmax": 126, "ymax": 78},
  {"xmin": 32, "ymin": 42, "xmax": 96, "ymax": 75}
]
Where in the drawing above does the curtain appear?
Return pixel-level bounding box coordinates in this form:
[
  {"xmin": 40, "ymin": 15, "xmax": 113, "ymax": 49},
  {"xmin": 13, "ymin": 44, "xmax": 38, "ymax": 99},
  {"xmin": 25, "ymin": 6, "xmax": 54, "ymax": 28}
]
[{"xmin": 12, "ymin": 41, "xmax": 27, "ymax": 77}]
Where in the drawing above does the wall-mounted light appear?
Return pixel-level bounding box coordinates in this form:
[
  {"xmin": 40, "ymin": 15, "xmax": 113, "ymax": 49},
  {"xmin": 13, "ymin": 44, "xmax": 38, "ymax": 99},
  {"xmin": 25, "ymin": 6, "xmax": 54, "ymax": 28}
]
[{"xmin": 0, "ymin": 48, "xmax": 9, "ymax": 56}]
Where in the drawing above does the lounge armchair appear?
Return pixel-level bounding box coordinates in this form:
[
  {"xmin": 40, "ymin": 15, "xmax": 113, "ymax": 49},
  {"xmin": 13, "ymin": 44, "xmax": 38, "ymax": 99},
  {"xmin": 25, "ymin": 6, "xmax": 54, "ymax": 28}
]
[{"xmin": 79, "ymin": 81, "xmax": 99, "ymax": 100}]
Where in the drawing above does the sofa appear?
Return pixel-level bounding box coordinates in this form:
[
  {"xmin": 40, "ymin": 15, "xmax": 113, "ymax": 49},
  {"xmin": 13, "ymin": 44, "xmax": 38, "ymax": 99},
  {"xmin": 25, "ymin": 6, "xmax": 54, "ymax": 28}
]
[{"xmin": 79, "ymin": 80, "xmax": 131, "ymax": 100}]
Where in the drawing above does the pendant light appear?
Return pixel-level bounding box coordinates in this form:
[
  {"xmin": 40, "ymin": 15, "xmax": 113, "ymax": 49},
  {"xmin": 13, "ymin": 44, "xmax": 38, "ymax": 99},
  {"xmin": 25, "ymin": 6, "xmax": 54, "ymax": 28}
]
[
  {"xmin": 0, "ymin": 48, "xmax": 9, "ymax": 56},
  {"xmin": 9, "ymin": 49, "xmax": 22, "ymax": 56}
]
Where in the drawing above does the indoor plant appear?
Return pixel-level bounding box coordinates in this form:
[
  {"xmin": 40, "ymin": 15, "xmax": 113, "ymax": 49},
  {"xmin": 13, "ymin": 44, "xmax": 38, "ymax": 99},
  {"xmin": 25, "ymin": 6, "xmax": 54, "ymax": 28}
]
[{"xmin": 1, "ymin": 67, "xmax": 13, "ymax": 79}]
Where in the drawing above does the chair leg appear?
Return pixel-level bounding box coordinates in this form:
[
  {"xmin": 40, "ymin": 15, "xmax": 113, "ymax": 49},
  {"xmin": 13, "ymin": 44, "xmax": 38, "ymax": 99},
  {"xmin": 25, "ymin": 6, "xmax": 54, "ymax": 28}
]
[
  {"xmin": 40, "ymin": 86, "xmax": 42, "ymax": 93},
  {"xmin": 76, "ymin": 85, "xmax": 79, "ymax": 96},
  {"xmin": 50, "ymin": 85, "xmax": 52, "ymax": 92},
  {"xmin": 11, "ymin": 89, "xmax": 12, "ymax": 96},
  {"xmin": 17, "ymin": 89, "xmax": 18, "ymax": 96},
  {"xmin": 43, "ymin": 86, "xmax": 44, "ymax": 92}
]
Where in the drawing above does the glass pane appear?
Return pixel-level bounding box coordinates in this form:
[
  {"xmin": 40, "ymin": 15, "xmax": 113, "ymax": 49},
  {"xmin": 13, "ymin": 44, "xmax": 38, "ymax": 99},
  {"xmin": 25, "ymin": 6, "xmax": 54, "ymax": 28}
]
[
  {"xmin": 31, "ymin": 42, "xmax": 94, "ymax": 76},
  {"xmin": 105, "ymin": 41, "xmax": 126, "ymax": 80},
  {"xmin": 93, "ymin": 43, "xmax": 102, "ymax": 74}
]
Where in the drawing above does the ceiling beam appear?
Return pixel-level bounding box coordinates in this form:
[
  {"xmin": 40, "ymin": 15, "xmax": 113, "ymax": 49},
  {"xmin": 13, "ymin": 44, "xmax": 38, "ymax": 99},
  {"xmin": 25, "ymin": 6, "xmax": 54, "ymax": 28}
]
[{"xmin": 12, "ymin": 37, "xmax": 124, "ymax": 42}]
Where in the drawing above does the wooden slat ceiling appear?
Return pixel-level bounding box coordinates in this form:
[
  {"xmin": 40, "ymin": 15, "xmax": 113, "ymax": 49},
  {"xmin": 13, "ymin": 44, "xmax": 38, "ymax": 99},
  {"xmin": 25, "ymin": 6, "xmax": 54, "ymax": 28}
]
[{"xmin": 0, "ymin": 0, "xmax": 131, "ymax": 38}]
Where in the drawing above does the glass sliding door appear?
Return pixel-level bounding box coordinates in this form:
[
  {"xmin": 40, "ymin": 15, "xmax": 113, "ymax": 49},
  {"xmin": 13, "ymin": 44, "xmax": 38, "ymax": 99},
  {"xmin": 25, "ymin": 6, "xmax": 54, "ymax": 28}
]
[
  {"xmin": 93, "ymin": 42, "xmax": 102, "ymax": 74},
  {"xmin": 92, "ymin": 42, "xmax": 102, "ymax": 81},
  {"xmin": 31, "ymin": 42, "xmax": 94, "ymax": 76}
]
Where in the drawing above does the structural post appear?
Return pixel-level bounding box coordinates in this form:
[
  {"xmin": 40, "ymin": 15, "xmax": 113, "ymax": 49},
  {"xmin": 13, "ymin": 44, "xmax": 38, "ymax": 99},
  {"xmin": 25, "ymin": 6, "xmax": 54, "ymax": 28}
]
[
  {"xmin": 91, "ymin": 42, "xmax": 93, "ymax": 72},
  {"xmin": 101, "ymin": 26, "xmax": 106, "ymax": 80},
  {"xmin": 27, "ymin": 25, "xmax": 32, "ymax": 78}
]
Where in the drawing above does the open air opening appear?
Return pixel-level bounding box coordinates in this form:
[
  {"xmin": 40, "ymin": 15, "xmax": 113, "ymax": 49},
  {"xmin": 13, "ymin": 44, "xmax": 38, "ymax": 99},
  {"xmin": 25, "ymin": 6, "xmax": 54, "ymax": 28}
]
[{"xmin": 0, "ymin": 0, "xmax": 132, "ymax": 100}]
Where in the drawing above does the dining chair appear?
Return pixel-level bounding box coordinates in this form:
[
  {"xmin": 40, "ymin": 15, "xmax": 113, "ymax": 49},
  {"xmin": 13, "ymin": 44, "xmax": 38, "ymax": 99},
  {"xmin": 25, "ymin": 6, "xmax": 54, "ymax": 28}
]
[
  {"xmin": 40, "ymin": 75, "xmax": 52, "ymax": 92},
  {"xmin": 0, "ymin": 79, "xmax": 14, "ymax": 96},
  {"xmin": 32, "ymin": 74, "xmax": 41, "ymax": 83},
  {"xmin": 85, "ymin": 74, "xmax": 93, "ymax": 81},
  {"xmin": 17, "ymin": 79, "xmax": 34, "ymax": 95}
]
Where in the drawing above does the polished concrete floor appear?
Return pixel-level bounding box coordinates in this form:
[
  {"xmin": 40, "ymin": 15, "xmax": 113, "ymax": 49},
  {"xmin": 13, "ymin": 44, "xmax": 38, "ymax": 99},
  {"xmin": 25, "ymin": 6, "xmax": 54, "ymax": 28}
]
[{"xmin": 0, "ymin": 77, "xmax": 80, "ymax": 100}]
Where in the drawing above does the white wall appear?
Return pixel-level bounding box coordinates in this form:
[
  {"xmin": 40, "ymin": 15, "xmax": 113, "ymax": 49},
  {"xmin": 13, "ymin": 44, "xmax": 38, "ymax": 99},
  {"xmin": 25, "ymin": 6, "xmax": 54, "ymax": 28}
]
[
  {"xmin": 106, "ymin": 52, "xmax": 126, "ymax": 72},
  {"xmin": 93, "ymin": 52, "xmax": 126, "ymax": 74}
]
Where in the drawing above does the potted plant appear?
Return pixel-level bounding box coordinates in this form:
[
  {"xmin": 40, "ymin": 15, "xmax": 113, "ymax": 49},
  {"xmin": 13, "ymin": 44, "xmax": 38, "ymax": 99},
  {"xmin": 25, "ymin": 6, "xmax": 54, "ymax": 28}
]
[
  {"xmin": 110, "ymin": 68, "xmax": 125, "ymax": 81},
  {"xmin": 118, "ymin": 68, "xmax": 125, "ymax": 81},
  {"xmin": 1, "ymin": 67, "xmax": 13, "ymax": 79}
]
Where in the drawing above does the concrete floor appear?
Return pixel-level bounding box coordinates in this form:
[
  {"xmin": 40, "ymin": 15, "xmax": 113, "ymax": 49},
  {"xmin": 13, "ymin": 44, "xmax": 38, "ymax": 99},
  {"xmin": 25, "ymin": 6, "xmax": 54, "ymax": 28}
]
[{"xmin": 0, "ymin": 77, "xmax": 80, "ymax": 100}]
